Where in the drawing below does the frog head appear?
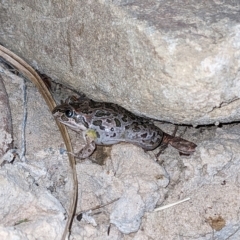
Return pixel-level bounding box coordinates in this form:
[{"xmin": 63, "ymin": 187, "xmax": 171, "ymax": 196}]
[{"xmin": 52, "ymin": 103, "xmax": 87, "ymax": 132}]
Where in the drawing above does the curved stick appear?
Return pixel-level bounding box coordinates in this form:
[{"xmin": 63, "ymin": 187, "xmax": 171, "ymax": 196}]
[{"xmin": 0, "ymin": 45, "xmax": 78, "ymax": 240}]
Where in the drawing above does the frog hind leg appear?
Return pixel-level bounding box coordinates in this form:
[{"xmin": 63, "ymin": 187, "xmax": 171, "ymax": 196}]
[
  {"xmin": 75, "ymin": 129, "xmax": 97, "ymax": 159},
  {"xmin": 157, "ymin": 126, "xmax": 197, "ymax": 156},
  {"xmin": 156, "ymin": 126, "xmax": 178, "ymax": 157},
  {"xmin": 164, "ymin": 134, "xmax": 197, "ymax": 155}
]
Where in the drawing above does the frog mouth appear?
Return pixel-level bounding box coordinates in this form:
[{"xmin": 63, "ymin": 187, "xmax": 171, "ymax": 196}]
[{"xmin": 57, "ymin": 117, "xmax": 83, "ymax": 132}]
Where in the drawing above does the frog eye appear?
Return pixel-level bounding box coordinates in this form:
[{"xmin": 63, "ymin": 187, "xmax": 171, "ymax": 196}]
[{"xmin": 65, "ymin": 109, "xmax": 73, "ymax": 117}]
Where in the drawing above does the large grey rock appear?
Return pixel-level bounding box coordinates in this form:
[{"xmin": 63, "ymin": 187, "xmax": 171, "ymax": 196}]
[
  {"xmin": 0, "ymin": 64, "xmax": 71, "ymax": 239},
  {"xmin": 133, "ymin": 125, "xmax": 240, "ymax": 239},
  {"xmin": 0, "ymin": 163, "xmax": 66, "ymax": 239},
  {"xmin": 74, "ymin": 144, "xmax": 169, "ymax": 235},
  {"xmin": 1, "ymin": 1, "xmax": 240, "ymax": 125}
]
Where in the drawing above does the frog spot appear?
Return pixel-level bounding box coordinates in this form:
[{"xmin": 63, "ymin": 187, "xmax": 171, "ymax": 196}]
[
  {"xmin": 141, "ymin": 133, "xmax": 148, "ymax": 138},
  {"xmin": 93, "ymin": 120, "xmax": 102, "ymax": 126},
  {"xmin": 111, "ymin": 133, "xmax": 116, "ymax": 138},
  {"xmin": 105, "ymin": 103, "xmax": 117, "ymax": 110},
  {"xmin": 96, "ymin": 131, "xmax": 100, "ymax": 138},
  {"xmin": 114, "ymin": 118, "xmax": 121, "ymax": 127},
  {"xmin": 95, "ymin": 110, "xmax": 111, "ymax": 117},
  {"xmin": 82, "ymin": 110, "xmax": 89, "ymax": 114},
  {"xmin": 130, "ymin": 116, "xmax": 136, "ymax": 121},
  {"xmin": 133, "ymin": 126, "xmax": 141, "ymax": 132},
  {"xmin": 122, "ymin": 115, "xmax": 128, "ymax": 122},
  {"xmin": 83, "ymin": 119, "xmax": 89, "ymax": 128},
  {"xmin": 100, "ymin": 125, "xmax": 105, "ymax": 130},
  {"xmin": 89, "ymin": 100, "xmax": 102, "ymax": 108}
]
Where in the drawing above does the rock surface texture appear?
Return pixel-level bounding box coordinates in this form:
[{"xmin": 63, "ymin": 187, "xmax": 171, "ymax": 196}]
[
  {"xmin": 1, "ymin": 0, "xmax": 240, "ymax": 125},
  {"xmin": 0, "ymin": 65, "xmax": 71, "ymax": 239},
  {"xmin": 1, "ymin": 63, "xmax": 240, "ymax": 239},
  {"xmin": 0, "ymin": 75, "xmax": 12, "ymax": 160},
  {"xmin": 1, "ymin": 1, "xmax": 240, "ymax": 239}
]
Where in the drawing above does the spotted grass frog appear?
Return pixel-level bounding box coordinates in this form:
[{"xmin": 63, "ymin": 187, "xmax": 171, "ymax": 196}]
[{"xmin": 52, "ymin": 95, "xmax": 197, "ymax": 159}]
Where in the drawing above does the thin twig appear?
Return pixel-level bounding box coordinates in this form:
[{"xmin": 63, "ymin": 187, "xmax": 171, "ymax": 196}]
[
  {"xmin": 154, "ymin": 197, "xmax": 191, "ymax": 212},
  {"xmin": 0, "ymin": 45, "xmax": 78, "ymax": 240},
  {"xmin": 76, "ymin": 197, "xmax": 120, "ymax": 216}
]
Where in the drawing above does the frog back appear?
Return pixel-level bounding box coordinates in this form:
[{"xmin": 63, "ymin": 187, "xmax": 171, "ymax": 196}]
[{"xmin": 83, "ymin": 101, "xmax": 164, "ymax": 150}]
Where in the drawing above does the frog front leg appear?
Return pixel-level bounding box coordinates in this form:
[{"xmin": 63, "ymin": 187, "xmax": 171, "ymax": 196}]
[{"xmin": 75, "ymin": 129, "xmax": 97, "ymax": 159}]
